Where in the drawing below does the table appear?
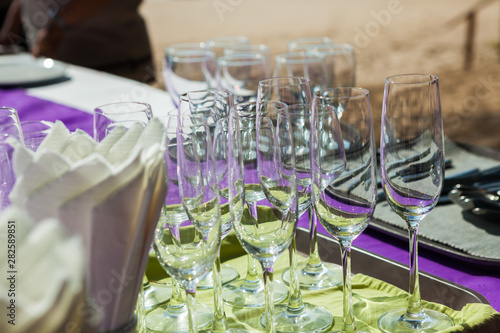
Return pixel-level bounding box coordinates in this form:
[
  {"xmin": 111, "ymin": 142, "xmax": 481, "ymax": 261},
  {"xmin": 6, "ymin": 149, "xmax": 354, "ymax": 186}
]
[{"xmin": 1, "ymin": 63, "xmax": 499, "ymax": 312}]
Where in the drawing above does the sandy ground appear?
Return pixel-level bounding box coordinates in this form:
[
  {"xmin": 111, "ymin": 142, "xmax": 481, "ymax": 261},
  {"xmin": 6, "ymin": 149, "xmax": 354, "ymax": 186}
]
[{"xmin": 140, "ymin": 0, "xmax": 500, "ymax": 150}]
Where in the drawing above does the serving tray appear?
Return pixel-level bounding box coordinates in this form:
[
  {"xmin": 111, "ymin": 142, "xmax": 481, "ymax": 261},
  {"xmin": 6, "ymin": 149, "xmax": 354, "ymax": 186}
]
[
  {"xmin": 294, "ymin": 227, "xmax": 489, "ymax": 310},
  {"xmin": 371, "ymin": 141, "xmax": 500, "ymax": 270}
]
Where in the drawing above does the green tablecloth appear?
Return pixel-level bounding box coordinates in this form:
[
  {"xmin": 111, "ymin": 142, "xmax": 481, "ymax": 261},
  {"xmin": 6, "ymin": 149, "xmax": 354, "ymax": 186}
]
[{"xmin": 146, "ymin": 233, "xmax": 500, "ymax": 332}]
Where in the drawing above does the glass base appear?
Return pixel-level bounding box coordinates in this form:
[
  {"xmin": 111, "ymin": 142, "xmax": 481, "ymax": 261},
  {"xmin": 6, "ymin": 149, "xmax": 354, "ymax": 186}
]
[
  {"xmin": 378, "ymin": 308, "xmax": 454, "ymax": 332},
  {"xmin": 197, "ymin": 264, "xmax": 240, "ymax": 290},
  {"xmin": 281, "ymin": 261, "xmax": 342, "ymax": 290},
  {"xmin": 145, "ymin": 302, "xmax": 213, "ymax": 333},
  {"xmin": 261, "ymin": 303, "xmax": 334, "ymax": 332},
  {"xmin": 200, "ymin": 328, "xmax": 250, "ymax": 333},
  {"xmin": 143, "ymin": 282, "xmax": 172, "ymax": 311},
  {"xmin": 222, "ymin": 278, "xmax": 288, "ymax": 308}
]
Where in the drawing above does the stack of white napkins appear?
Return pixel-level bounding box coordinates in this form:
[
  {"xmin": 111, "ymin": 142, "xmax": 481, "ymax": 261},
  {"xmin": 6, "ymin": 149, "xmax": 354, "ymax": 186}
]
[
  {"xmin": 0, "ymin": 207, "xmax": 85, "ymax": 333},
  {"xmin": 8, "ymin": 119, "xmax": 168, "ymax": 332}
]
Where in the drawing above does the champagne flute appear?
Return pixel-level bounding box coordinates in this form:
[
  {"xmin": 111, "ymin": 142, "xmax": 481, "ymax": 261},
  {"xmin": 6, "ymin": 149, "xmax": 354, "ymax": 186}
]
[
  {"xmin": 312, "ymin": 87, "xmax": 377, "ymax": 333},
  {"xmin": 258, "ymin": 77, "xmax": 334, "ymax": 332},
  {"xmin": 216, "ymin": 53, "xmax": 271, "ymax": 103},
  {"xmin": 145, "ymin": 127, "xmax": 214, "ymax": 333},
  {"xmin": 281, "ymin": 103, "xmax": 344, "ymax": 291},
  {"xmin": 230, "ymin": 98, "xmax": 298, "ymax": 333},
  {"xmin": 154, "ymin": 126, "xmax": 222, "ymax": 333},
  {"xmin": 0, "ymin": 107, "xmax": 23, "ymax": 210},
  {"xmin": 222, "ymin": 101, "xmax": 289, "ymax": 308},
  {"xmin": 178, "ymin": 89, "xmax": 240, "ymax": 288},
  {"xmin": 163, "ymin": 46, "xmax": 217, "ymax": 107},
  {"xmin": 377, "ymin": 74, "xmax": 453, "ymax": 332},
  {"xmin": 208, "ymin": 114, "xmax": 250, "ymax": 333}
]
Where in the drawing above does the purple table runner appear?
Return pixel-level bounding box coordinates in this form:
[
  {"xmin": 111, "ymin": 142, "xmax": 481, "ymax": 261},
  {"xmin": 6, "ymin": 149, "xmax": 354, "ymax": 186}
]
[
  {"xmin": 0, "ymin": 88, "xmax": 93, "ymax": 135},
  {"xmin": 1, "ymin": 87, "xmax": 499, "ymax": 312}
]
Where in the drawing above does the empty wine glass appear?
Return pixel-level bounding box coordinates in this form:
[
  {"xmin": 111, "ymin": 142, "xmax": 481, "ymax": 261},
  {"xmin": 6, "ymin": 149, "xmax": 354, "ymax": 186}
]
[
  {"xmin": 93, "ymin": 102, "xmax": 152, "ymax": 141},
  {"xmin": 377, "ymin": 74, "xmax": 453, "ymax": 332},
  {"xmin": 153, "ymin": 125, "xmax": 222, "ymax": 333},
  {"xmin": 206, "ymin": 36, "xmax": 250, "ymax": 57},
  {"xmin": 0, "ymin": 107, "xmax": 23, "ymax": 210},
  {"xmin": 230, "ymin": 97, "xmax": 298, "ymax": 333},
  {"xmin": 258, "ymin": 77, "xmax": 334, "ymax": 332},
  {"xmin": 312, "ymin": 87, "xmax": 377, "ymax": 333},
  {"xmin": 178, "ymin": 89, "xmax": 240, "ymax": 289},
  {"xmin": 145, "ymin": 127, "xmax": 214, "ymax": 333},
  {"xmin": 308, "ymin": 43, "xmax": 356, "ymax": 88},
  {"xmin": 222, "ymin": 101, "xmax": 289, "ymax": 309},
  {"xmin": 216, "ymin": 53, "xmax": 271, "ymax": 103},
  {"xmin": 273, "ymin": 53, "xmax": 328, "ymax": 93},
  {"xmin": 208, "ymin": 114, "xmax": 250, "ymax": 333},
  {"xmin": 163, "ymin": 46, "xmax": 217, "ymax": 107},
  {"xmin": 287, "ymin": 36, "xmax": 333, "ymax": 53},
  {"xmin": 281, "ymin": 103, "xmax": 344, "ymax": 291}
]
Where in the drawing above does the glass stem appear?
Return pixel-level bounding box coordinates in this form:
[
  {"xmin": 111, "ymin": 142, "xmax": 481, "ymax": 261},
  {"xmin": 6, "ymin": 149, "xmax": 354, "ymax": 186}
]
[
  {"xmin": 168, "ymin": 277, "xmax": 185, "ymax": 310},
  {"xmin": 212, "ymin": 255, "xmax": 230, "ymax": 332},
  {"xmin": 306, "ymin": 207, "xmax": 322, "ymax": 269},
  {"xmin": 406, "ymin": 225, "xmax": 424, "ymax": 319},
  {"xmin": 287, "ymin": 237, "xmax": 304, "ymax": 312},
  {"xmin": 244, "ymin": 202, "xmax": 262, "ymax": 286},
  {"xmin": 186, "ymin": 286, "xmax": 198, "ymax": 333},
  {"xmin": 340, "ymin": 241, "xmax": 356, "ymax": 333},
  {"xmin": 262, "ymin": 264, "xmax": 275, "ymax": 333}
]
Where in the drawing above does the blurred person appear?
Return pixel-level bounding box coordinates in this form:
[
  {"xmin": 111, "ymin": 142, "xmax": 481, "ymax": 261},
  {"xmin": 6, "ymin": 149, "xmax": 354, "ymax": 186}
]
[{"xmin": 0, "ymin": 0, "xmax": 155, "ymax": 83}]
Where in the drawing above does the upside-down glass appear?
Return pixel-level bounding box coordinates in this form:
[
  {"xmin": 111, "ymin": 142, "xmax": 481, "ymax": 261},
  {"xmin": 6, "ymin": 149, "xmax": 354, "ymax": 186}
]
[
  {"xmin": 93, "ymin": 102, "xmax": 152, "ymax": 141},
  {"xmin": 222, "ymin": 101, "xmax": 289, "ymax": 309},
  {"xmin": 230, "ymin": 97, "xmax": 298, "ymax": 333},
  {"xmin": 273, "ymin": 53, "xmax": 327, "ymax": 94},
  {"xmin": 308, "ymin": 43, "xmax": 356, "ymax": 88},
  {"xmin": 153, "ymin": 125, "xmax": 222, "ymax": 333},
  {"xmin": 377, "ymin": 74, "xmax": 453, "ymax": 332},
  {"xmin": 163, "ymin": 47, "xmax": 217, "ymax": 107},
  {"xmin": 258, "ymin": 77, "xmax": 333, "ymax": 333},
  {"xmin": 145, "ymin": 126, "xmax": 214, "ymax": 333},
  {"xmin": 287, "ymin": 36, "xmax": 333, "ymax": 53},
  {"xmin": 313, "ymin": 88, "xmax": 377, "ymax": 333},
  {"xmin": 206, "ymin": 36, "xmax": 250, "ymax": 57},
  {"xmin": 216, "ymin": 53, "xmax": 270, "ymax": 103}
]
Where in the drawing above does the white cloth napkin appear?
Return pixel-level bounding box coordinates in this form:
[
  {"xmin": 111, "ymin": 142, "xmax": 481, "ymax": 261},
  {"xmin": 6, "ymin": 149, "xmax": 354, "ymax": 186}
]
[
  {"xmin": 8, "ymin": 119, "xmax": 168, "ymax": 332},
  {"xmin": 0, "ymin": 207, "xmax": 85, "ymax": 333}
]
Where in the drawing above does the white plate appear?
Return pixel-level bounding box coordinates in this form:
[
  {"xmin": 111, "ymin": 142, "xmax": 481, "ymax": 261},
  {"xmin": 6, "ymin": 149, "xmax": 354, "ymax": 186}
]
[{"xmin": 0, "ymin": 53, "xmax": 67, "ymax": 86}]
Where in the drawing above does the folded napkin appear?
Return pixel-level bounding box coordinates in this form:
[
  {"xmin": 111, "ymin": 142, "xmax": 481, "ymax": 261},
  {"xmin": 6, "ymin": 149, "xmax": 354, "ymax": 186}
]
[
  {"xmin": 147, "ymin": 233, "xmax": 500, "ymax": 332},
  {"xmin": 0, "ymin": 206, "xmax": 85, "ymax": 333},
  {"xmin": 9, "ymin": 119, "xmax": 168, "ymax": 332}
]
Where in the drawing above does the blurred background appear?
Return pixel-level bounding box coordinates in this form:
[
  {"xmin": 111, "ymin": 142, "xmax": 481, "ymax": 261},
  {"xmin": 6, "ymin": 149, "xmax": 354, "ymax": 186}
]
[{"xmin": 141, "ymin": 0, "xmax": 500, "ymax": 150}]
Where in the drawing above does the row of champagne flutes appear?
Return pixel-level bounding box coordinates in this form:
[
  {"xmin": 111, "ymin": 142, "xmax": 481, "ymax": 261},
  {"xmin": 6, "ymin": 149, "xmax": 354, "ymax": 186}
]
[
  {"xmin": 163, "ymin": 35, "xmax": 357, "ymax": 298},
  {"xmin": 92, "ymin": 72, "xmax": 451, "ymax": 332},
  {"xmin": 163, "ymin": 35, "xmax": 356, "ymax": 106}
]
